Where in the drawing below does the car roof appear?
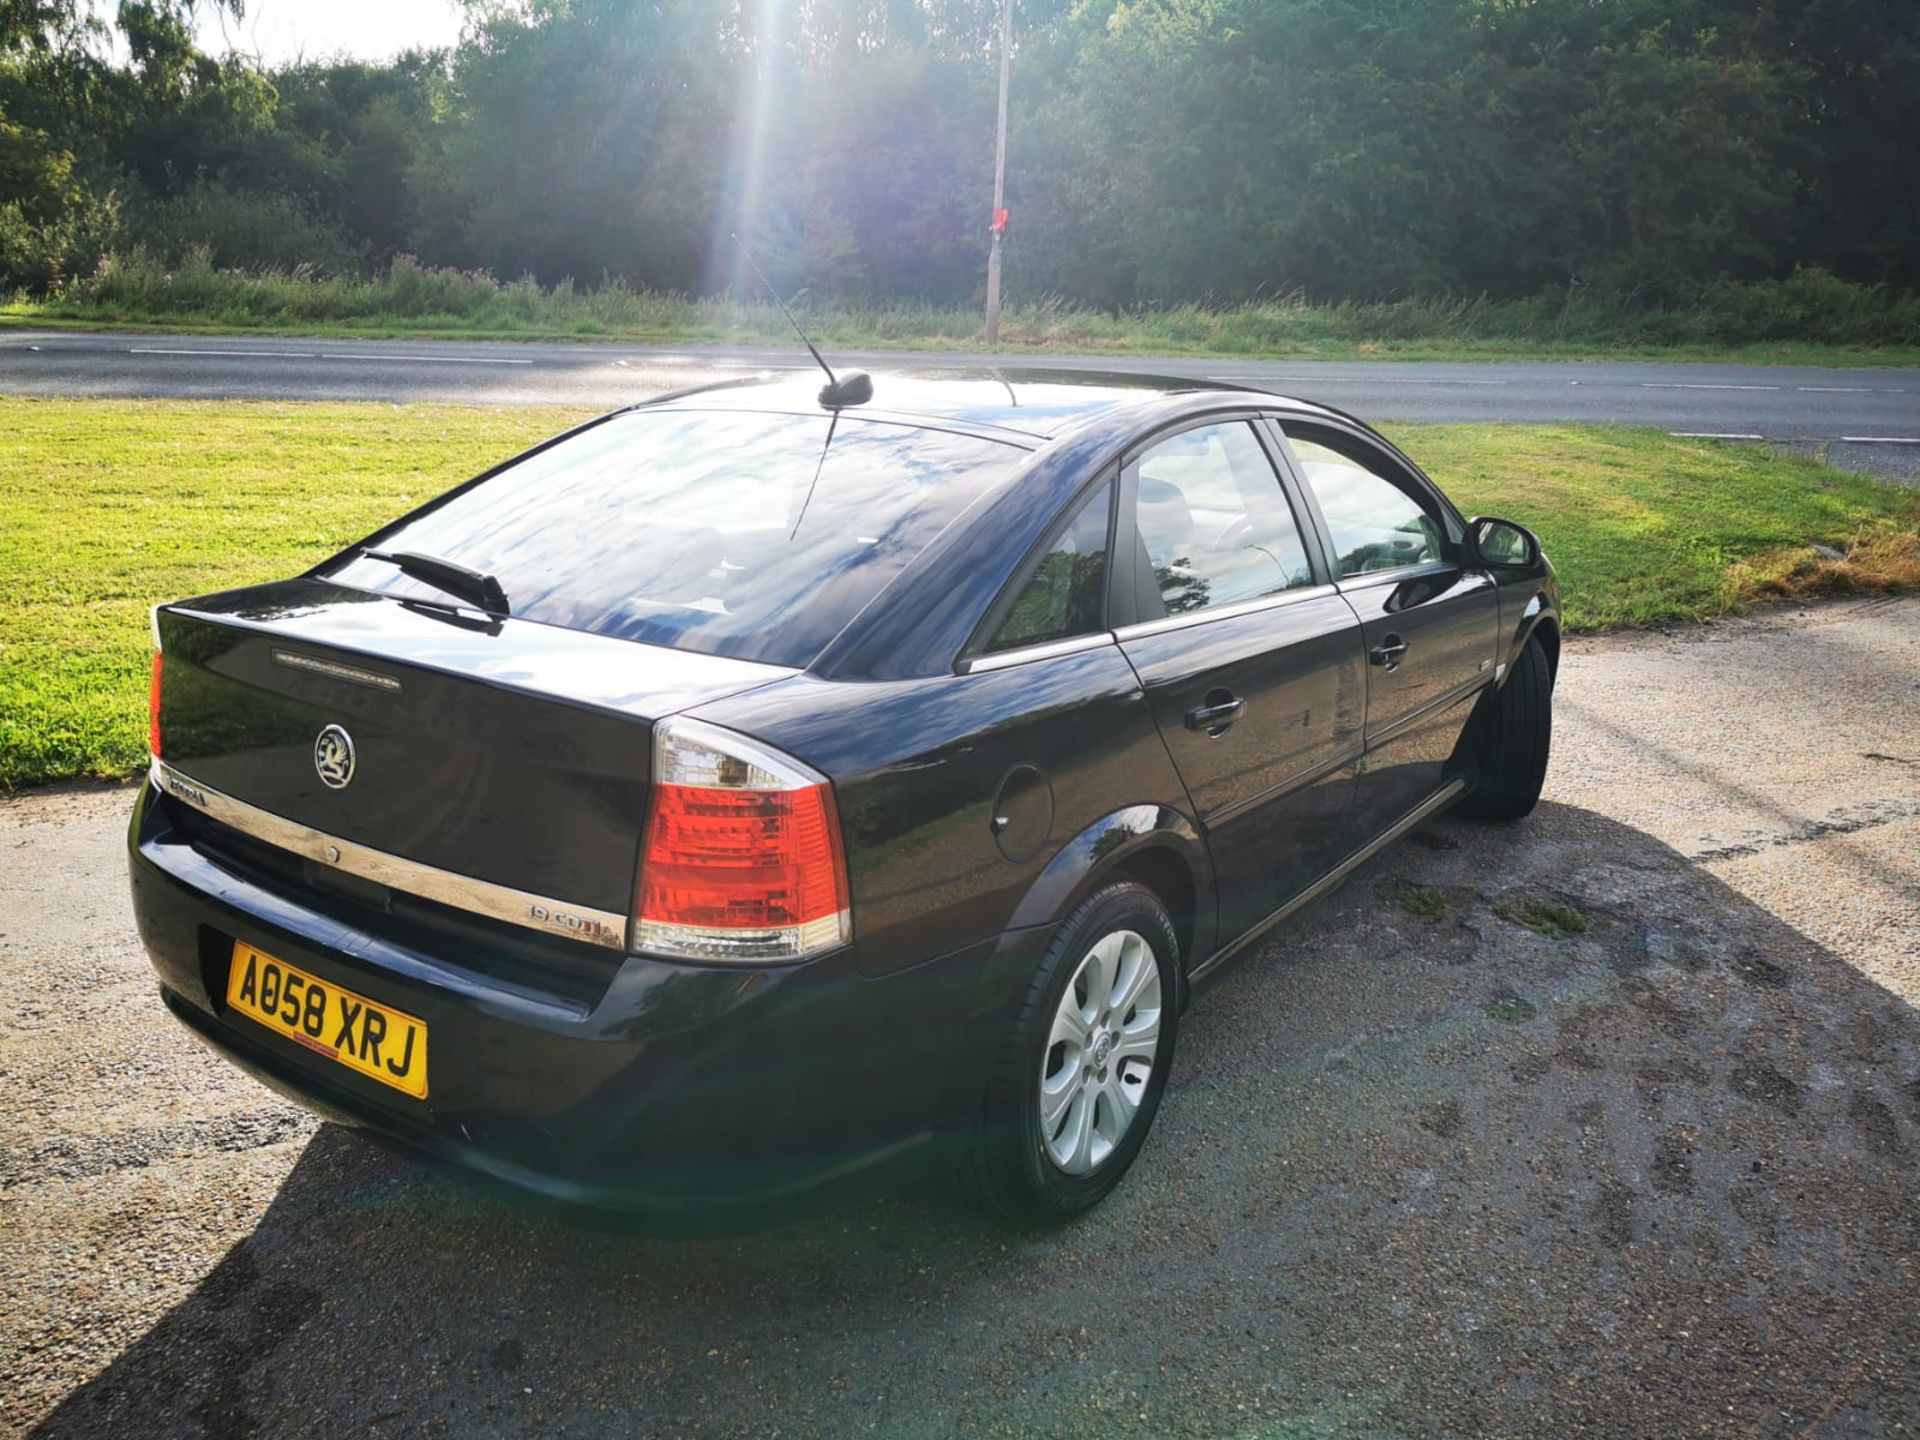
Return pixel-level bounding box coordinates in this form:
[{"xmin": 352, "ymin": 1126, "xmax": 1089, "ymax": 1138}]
[{"xmin": 639, "ymin": 366, "xmax": 1348, "ymax": 444}]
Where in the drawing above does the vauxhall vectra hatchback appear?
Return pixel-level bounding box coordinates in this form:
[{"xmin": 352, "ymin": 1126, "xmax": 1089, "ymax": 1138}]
[{"xmin": 130, "ymin": 369, "xmax": 1558, "ymax": 1220}]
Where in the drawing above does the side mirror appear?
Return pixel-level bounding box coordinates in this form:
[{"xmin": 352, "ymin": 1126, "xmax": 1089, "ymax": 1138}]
[{"xmin": 1469, "ymin": 516, "xmax": 1541, "ymax": 569}]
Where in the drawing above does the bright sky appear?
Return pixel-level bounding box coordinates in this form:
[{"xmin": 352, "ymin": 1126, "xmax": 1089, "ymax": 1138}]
[{"xmin": 194, "ymin": 0, "xmax": 467, "ymax": 65}]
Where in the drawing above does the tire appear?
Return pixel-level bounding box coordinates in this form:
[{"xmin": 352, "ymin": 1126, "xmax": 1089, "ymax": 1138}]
[
  {"xmin": 973, "ymin": 880, "xmax": 1181, "ymax": 1224},
  {"xmin": 1458, "ymin": 631, "xmax": 1553, "ymax": 821}
]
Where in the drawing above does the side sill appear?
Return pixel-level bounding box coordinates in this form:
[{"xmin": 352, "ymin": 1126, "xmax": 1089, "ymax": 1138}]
[{"xmin": 1188, "ymin": 777, "xmax": 1467, "ymax": 983}]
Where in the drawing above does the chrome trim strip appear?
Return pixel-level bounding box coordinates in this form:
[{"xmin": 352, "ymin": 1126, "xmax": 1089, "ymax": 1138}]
[
  {"xmin": 1112, "ymin": 583, "xmax": 1339, "ymax": 643},
  {"xmin": 1367, "ymin": 672, "xmax": 1491, "ymax": 750},
  {"xmin": 271, "ymin": 648, "xmax": 403, "ymax": 693},
  {"xmin": 1333, "ymin": 560, "xmax": 1458, "ymax": 592},
  {"xmin": 149, "ymin": 759, "xmax": 629, "ymax": 951},
  {"xmin": 957, "ymin": 631, "xmax": 1116, "ymax": 675},
  {"xmin": 1190, "ymin": 778, "xmax": 1468, "ymax": 983},
  {"xmin": 1203, "ymin": 740, "xmax": 1365, "ymax": 827}
]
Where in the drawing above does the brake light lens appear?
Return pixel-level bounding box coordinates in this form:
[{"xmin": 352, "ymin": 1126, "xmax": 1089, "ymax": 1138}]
[
  {"xmin": 633, "ymin": 718, "xmax": 851, "ymax": 964},
  {"xmin": 149, "ymin": 653, "xmax": 164, "ymax": 758},
  {"xmin": 148, "ymin": 609, "xmax": 164, "ymax": 759}
]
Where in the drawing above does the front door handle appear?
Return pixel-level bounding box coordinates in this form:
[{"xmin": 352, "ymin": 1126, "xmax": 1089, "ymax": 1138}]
[
  {"xmin": 1369, "ymin": 635, "xmax": 1409, "ymax": 671},
  {"xmin": 1185, "ymin": 693, "xmax": 1246, "ymax": 735}
]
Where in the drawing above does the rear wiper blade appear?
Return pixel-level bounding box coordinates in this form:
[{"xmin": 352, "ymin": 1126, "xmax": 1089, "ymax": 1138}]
[{"xmin": 362, "ymin": 549, "xmax": 510, "ymax": 617}]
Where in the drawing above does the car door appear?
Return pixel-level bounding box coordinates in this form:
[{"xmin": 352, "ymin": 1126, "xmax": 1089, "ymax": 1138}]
[
  {"xmin": 1113, "ymin": 417, "xmax": 1369, "ymax": 947},
  {"xmin": 1274, "ymin": 422, "xmax": 1498, "ymax": 831}
]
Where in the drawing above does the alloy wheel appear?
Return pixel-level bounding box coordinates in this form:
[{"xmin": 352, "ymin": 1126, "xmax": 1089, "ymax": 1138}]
[{"xmin": 1038, "ymin": 927, "xmax": 1164, "ymax": 1174}]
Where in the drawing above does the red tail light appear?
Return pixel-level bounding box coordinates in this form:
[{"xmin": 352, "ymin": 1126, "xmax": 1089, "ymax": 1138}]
[
  {"xmin": 633, "ymin": 718, "xmax": 851, "ymax": 964},
  {"xmin": 147, "ymin": 652, "xmax": 165, "ymax": 768}
]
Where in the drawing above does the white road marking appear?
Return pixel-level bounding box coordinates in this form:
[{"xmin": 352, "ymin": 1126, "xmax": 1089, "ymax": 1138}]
[
  {"xmin": 331, "ymin": 353, "xmax": 534, "ymax": 365},
  {"xmin": 131, "ymin": 347, "xmax": 318, "ymax": 358},
  {"xmin": 1799, "ymin": 386, "xmax": 1905, "ymax": 393},
  {"xmin": 1642, "ymin": 382, "xmax": 1780, "ymax": 390},
  {"xmin": 1209, "ymin": 374, "xmax": 1510, "ymax": 385},
  {"xmin": 1838, "ymin": 436, "xmax": 1920, "ymax": 445},
  {"xmin": 1671, "ymin": 432, "xmax": 1764, "ymax": 440},
  {"xmin": 129, "ymin": 346, "xmax": 534, "ymax": 365}
]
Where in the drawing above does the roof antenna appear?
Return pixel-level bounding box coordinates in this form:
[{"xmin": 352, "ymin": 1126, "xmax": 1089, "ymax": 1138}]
[{"xmin": 731, "ymin": 233, "xmax": 873, "ymax": 409}]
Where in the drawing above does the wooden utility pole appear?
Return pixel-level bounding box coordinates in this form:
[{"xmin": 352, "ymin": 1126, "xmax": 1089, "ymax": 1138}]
[{"xmin": 984, "ymin": 0, "xmax": 1012, "ymax": 348}]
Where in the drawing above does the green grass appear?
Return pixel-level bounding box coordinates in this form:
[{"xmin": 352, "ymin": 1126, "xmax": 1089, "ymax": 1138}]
[
  {"xmin": 1495, "ymin": 900, "xmax": 1592, "ymax": 937},
  {"xmin": 1484, "ymin": 995, "xmax": 1540, "ymax": 1023},
  {"xmin": 1387, "ymin": 424, "xmax": 1920, "ymax": 629},
  {"xmin": 0, "ymin": 400, "xmax": 589, "ymax": 789},
  {"xmin": 6, "ymin": 252, "xmax": 1918, "ymax": 367},
  {"xmin": 3, "ymin": 399, "xmax": 1917, "ymax": 788},
  {"xmin": 1396, "ymin": 887, "xmax": 1452, "ymax": 921}
]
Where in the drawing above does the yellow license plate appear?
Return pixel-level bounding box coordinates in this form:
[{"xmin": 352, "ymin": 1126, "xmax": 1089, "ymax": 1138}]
[{"xmin": 226, "ymin": 941, "xmax": 428, "ymax": 1100}]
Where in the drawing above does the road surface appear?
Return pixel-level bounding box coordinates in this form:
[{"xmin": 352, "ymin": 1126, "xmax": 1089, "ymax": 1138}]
[
  {"xmin": 7, "ymin": 328, "xmax": 1912, "ymax": 481},
  {"xmin": 3, "ymin": 330, "xmax": 1917, "ymax": 478}
]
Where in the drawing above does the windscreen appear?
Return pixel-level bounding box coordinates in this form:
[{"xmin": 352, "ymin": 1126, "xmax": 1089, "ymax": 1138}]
[{"xmin": 324, "ymin": 408, "xmax": 1025, "ymax": 666}]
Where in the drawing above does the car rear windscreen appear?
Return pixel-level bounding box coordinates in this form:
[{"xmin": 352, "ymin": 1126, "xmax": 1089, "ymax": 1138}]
[{"xmin": 323, "ymin": 408, "xmax": 1026, "ymax": 666}]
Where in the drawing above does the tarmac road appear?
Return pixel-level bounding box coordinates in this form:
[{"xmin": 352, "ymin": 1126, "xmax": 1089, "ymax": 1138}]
[
  {"xmin": 0, "ymin": 330, "xmax": 1913, "ymax": 432},
  {"xmin": 3, "ymin": 329, "xmax": 1918, "ymax": 481},
  {"xmin": 3, "ymin": 595, "xmax": 1919, "ymax": 1437}
]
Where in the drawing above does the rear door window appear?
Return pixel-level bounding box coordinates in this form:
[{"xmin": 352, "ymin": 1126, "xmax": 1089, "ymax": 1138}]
[
  {"xmin": 984, "ymin": 479, "xmax": 1114, "ymax": 653},
  {"xmin": 324, "ymin": 409, "xmax": 1024, "ymax": 667}
]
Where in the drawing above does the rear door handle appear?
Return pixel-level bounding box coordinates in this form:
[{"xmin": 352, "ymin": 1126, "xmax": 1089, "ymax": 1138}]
[
  {"xmin": 1185, "ymin": 695, "xmax": 1246, "ymax": 735},
  {"xmin": 1369, "ymin": 635, "xmax": 1409, "ymax": 670}
]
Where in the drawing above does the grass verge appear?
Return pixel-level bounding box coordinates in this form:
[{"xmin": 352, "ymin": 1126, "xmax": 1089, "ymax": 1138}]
[
  {"xmin": 1392, "ymin": 424, "xmax": 1920, "ymax": 628},
  {"xmin": 6, "ymin": 254, "xmax": 1919, "ymax": 367},
  {"xmin": 3, "ymin": 400, "xmax": 1916, "ymax": 788}
]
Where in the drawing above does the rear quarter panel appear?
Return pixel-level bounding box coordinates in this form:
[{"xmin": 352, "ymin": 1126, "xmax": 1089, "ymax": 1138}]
[{"xmin": 690, "ymin": 646, "xmax": 1195, "ymax": 978}]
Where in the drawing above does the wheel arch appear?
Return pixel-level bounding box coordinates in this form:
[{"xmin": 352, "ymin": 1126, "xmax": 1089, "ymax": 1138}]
[
  {"xmin": 1528, "ymin": 612, "xmax": 1562, "ymax": 681},
  {"xmin": 1453, "ymin": 601, "xmax": 1559, "ymax": 784},
  {"xmin": 1504, "ymin": 591, "xmax": 1561, "ymax": 685},
  {"xmin": 1006, "ymin": 804, "xmax": 1216, "ymax": 995},
  {"xmin": 1110, "ymin": 846, "xmax": 1200, "ymax": 980}
]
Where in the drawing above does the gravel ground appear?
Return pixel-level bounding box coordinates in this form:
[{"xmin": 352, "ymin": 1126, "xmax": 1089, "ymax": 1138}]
[
  {"xmin": 3, "ymin": 597, "xmax": 1918, "ymax": 1439},
  {"xmin": 1771, "ymin": 439, "xmax": 1920, "ymax": 488}
]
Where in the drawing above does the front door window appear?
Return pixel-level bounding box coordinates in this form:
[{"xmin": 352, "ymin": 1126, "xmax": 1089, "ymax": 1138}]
[{"xmin": 1131, "ymin": 422, "xmax": 1316, "ymax": 618}]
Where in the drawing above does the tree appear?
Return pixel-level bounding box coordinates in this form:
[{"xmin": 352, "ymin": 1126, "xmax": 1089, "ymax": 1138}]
[{"xmin": 0, "ymin": 0, "xmax": 1913, "ymax": 302}]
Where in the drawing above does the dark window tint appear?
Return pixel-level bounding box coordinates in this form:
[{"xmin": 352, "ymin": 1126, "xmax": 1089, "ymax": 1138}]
[
  {"xmin": 986, "ymin": 479, "xmax": 1113, "ymax": 652},
  {"xmin": 324, "ymin": 409, "xmax": 1023, "ymax": 667},
  {"xmin": 1131, "ymin": 422, "xmax": 1314, "ymax": 618},
  {"xmin": 1291, "ymin": 436, "xmax": 1443, "ymax": 576}
]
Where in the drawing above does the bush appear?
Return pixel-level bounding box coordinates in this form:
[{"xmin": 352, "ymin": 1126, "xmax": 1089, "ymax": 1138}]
[
  {"xmin": 1690, "ymin": 269, "xmax": 1920, "ymax": 346},
  {"xmin": 127, "ymin": 181, "xmax": 366, "ymax": 277},
  {"xmin": 0, "ymin": 118, "xmax": 120, "ymax": 291},
  {"xmin": 22, "ymin": 255, "xmax": 1920, "ymax": 355}
]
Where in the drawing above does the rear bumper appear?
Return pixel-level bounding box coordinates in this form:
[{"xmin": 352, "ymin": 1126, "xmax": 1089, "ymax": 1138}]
[{"xmin": 128, "ymin": 779, "xmax": 1045, "ymax": 1213}]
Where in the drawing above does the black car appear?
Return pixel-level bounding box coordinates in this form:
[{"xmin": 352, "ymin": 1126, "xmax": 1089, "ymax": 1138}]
[{"xmin": 130, "ymin": 368, "xmax": 1558, "ymax": 1221}]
